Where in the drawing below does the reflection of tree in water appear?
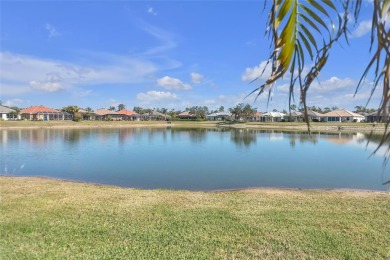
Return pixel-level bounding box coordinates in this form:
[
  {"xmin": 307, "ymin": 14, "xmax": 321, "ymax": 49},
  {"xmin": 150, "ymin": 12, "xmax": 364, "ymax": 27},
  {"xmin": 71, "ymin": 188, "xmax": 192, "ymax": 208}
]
[
  {"xmin": 64, "ymin": 129, "xmax": 81, "ymax": 144},
  {"xmin": 230, "ymin": 129, "xmax": 257, "ymax": 147},
  {"xmin": 170, "ymin": 128, "xmax": 208, "ymax": 143}
]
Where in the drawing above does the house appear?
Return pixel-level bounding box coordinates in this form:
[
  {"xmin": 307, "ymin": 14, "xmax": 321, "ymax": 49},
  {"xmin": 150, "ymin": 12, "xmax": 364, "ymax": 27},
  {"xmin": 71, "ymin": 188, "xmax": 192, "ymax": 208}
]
[
  {"xmin": 178, "ymin": 111, "xmax": 197, "ymax": 120},
  {"xmin": 95, "ymin": 109, "xmax": 123, "ymax": 121},
  {"xmin": 248, "ymin": 112, "xmax": 263, "ymax": 122},
  {"xmin": 306, "ymin": 110, "xmax": 324, "ymax": 122},
  {"xmin": 20, "ymin": 105, "xmax": 72, "ymax": 121},
  {"xmin": 117, "ymin": 109, "xmax": 139, "ymax": 121},
  {"xmin": 148, "ymin": 111, "xmax": 170, "ymax": 121},
  {"xmin": 322, "ymin": 109, "xmax": 365, "ymax": 123},
  {"xmin": 77, "ymin": 109, "xmax": 97, "ymax": 120},
  {"xmin": 0, "ymin": 105, "xmax": 20, "ymax": 120},
  {"xmin": 287, "ymin": 111, "xmax": 303, "ymax": 122},
  {"xmin": 260, "ymin": 112, "xmax": 286, "ymax": 122},
  {"xmin": 365, "ymin": 110, "xmax": 389, "ymax": 123},
  {"xmin": 207, "ymin": 112, "xmax": 231, "ymax": 121}
]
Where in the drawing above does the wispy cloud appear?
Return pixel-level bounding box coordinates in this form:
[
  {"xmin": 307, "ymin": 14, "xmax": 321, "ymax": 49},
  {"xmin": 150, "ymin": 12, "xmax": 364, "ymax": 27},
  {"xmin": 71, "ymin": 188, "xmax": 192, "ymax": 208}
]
[
  {"xmin": 351, "ymin": 19, "xmax": 372, "ymax": 38},
  {"xmin": 136, "ymin": 90, "xmax": 178, "ymax": 107},
  {"xmin": 157, "ymin": 76, "xmax": 192, "ymax": 90},
  {"xmin": 147, "ymin": 7, "xmax": 157, "ymax": 16},
  {"xmin": 140, "ymin": 24, "xmax": 177, "ymax": 56},
  {"xmin": 0, "ymin": 51, "xmax": 158, "ymax": 96},
  {"xmin": 241, "ymin": 61, "xmax": 272, "ymax": 82},
  {"xmin": 191, "ymin": 72, "xmax": 204, "ymax": 84},
  {"xmin": 45, "ymin": 23, "xmax": 61, "ymax": 38}
]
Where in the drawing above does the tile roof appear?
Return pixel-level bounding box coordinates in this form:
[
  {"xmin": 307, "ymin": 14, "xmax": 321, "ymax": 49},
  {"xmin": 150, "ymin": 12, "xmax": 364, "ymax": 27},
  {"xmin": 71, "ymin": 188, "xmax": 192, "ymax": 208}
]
[
  {"xmin": 322, "ymin": 109, "xmax": 364, "ymax": 117},
  {"xmin": 95, "ymin": 109, "xmax": 121, "ymax": 116},
  {"xmin": 20, "ymin": 105, "xmax": 59, "ymax": 114},
  {"xmin": 117, "ymin": 109, "xmax": 138, "ymax": 116},
  {"xmin": 0, "ymin": 105, "xmax": 16, "ymax": 113}
]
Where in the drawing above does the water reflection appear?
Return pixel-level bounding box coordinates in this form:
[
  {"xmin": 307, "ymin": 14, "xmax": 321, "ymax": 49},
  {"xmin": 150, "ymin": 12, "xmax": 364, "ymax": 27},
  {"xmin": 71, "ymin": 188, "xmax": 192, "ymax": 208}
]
[{"xmin": 1, "ymin": 127, "xmax": 389, "ymax": 191}]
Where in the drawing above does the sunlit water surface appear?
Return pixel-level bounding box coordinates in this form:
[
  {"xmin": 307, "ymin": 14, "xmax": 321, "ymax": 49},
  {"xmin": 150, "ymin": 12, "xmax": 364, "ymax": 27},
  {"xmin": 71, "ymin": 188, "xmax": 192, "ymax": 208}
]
[{"xmin": 1, "ymin": 128, "xmax": 389, "ymax": 191}]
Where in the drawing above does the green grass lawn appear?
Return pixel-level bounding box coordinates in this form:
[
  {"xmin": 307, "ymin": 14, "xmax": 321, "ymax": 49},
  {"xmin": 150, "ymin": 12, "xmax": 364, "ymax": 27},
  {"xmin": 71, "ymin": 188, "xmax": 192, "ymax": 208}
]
[{"xmin": 1, "ymin": 177, "xmax": 389, "ymax": 259}]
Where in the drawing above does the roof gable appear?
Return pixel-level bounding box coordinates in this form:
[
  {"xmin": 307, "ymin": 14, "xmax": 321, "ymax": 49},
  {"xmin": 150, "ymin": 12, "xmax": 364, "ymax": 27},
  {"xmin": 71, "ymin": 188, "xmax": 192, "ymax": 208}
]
[{"xmin": 20, "ymin": 105, "xmax": 59, "ymax": 114}]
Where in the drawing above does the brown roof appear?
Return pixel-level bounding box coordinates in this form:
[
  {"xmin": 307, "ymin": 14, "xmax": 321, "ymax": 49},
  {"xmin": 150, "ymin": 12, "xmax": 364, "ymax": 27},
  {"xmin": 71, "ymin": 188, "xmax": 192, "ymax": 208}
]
[
  {"xmin": 20, "ymin": 105, "xmax": 59, "ymax": 114},
  {"xmin": 95, "ymin": 109, "xmax": 121, "ymax": 116},
  {"xmin": 117, "ymin": 109, "xmax": 138, "ymax": 116},
  {"xmin": 178, "ymin": 111, "xmax": 191, "ymax": 116},
  {"xmin": 323, "ymin": 109, "xmax": 364, "ymax": 117}
]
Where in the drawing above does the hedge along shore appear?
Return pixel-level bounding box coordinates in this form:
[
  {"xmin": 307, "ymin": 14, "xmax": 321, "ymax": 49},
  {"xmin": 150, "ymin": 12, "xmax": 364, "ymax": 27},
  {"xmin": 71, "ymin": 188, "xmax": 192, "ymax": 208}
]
[
  {"xmin": 1, "ymin": 176, "xmax": 389, "ymax": 259},
  {"xmin": 0, "ymin": 120, "xmax": 387, "ymax": 133}
]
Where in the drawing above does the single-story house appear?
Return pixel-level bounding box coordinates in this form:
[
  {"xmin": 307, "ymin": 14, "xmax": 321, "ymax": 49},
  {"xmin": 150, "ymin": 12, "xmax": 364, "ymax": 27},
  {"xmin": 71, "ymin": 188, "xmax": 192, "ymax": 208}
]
[
  {"xmin": 287, "ymin": 111, "xmax": 303, "ymax": 122},
  {"xmin": 0, "ymin": 105, "xmax": 20, "ymax": 120},
  {"xmin": 248, "ymin": 112, "xmax": 263, "ymax": 122},
  {"xmin": 260, "ymin": 112, "xmax": 286, "ymax": 122},
  {"xmin": 177, "ymin": 111, "xmax": 197, "ymax": 120},
  {"xmin": 20, "ymin": 105, "xmax": 72, "ymax": 121},
  {"xmin": 117, "ymin": 109, "xmax": 139, "ymax": 121},
  {"xmin": 77, "ymin": 109, "xmax": 97, "ymax": 120},
  {"xmin": 306, "ymin": 110, "xmax": 324, "ymax": 122},
  {"xmin": 207, "ymin": 112, "xmax": 231, "ymax": 121},
  {"xmin": 95, "ymin": 109, "xmax": 123, "ymax": 121},
  {"xmin": 322, "ymin": 109, "xmax": 365, "ymax": 123},
  {"xmin": 365, "ymin": 110, "xmax": 389, "ymax": 123}
]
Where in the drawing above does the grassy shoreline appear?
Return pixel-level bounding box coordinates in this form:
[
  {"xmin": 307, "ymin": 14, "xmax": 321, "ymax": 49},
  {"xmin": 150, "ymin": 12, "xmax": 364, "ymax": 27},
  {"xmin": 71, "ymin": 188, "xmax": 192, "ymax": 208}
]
[
  {"xmin": 0, "ymin": 120, "xmax": 386, "ymax": 133},
  {"xmin": 1, "ymin": 176, "xmax": 389, "ymax": 259}
]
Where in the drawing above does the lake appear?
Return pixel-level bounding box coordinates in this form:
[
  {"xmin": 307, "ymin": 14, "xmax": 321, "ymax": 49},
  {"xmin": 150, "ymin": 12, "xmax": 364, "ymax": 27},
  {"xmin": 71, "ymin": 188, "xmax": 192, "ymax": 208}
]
[{"xmin": 1, "ymin": 127, "xmax": 389, "ymax": 191}]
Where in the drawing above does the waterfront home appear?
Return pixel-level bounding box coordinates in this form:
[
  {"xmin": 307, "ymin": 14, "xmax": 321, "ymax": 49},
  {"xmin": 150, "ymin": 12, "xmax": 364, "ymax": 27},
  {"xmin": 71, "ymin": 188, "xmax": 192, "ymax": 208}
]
[
  {"xmin": 78, "ymin": 109, "xmax": 97, "ymax": 120},
  {"xmin": 322, "ymin": 109, "xmax": 365, "ymax": 123},
  {"xmin": 248, "ymin": 112, "xmax": 263, "ymax": 122},
  {"xmin": 178, "ymin": 111, "xmax": 197, "ymax": 120},
  {"xmin": 95, "ymin": 109, "xmax": 123, "ymax": 121},
  {"xmin": 20, "ymin": 105, "xmax": 72, "ymax": 121},
  {"xmin": 365, "ymin": 110, "xmax": 389, "ymax": 123},
  {"xmin": 117, "ymin": 109, "xmax": 139, "ymax": 121},
  {"xmin": 260, "ymin": 112, "xmax": 286, "ymax": 122},
  {"xmin": 287, "ymin": 111, "xmax": 303, "ymax": 122},
  {"xmin": 306, "ymin": 110, "xmax": 324, "ymax": 122},
  {"xmin": 0, "ymin": 105, "xmax": 20, "ymax": 120},
  {"xmin": 207, "ymin": 112, "xmax": 231, "ymax": 121}
]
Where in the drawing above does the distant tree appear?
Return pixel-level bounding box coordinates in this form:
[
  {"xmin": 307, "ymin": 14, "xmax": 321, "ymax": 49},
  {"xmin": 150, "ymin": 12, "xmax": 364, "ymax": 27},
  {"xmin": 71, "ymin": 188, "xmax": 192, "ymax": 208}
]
[
  {"xmin": 159, "ymin": 108, "xmax": 168, "ymax": 114},
  {"xmin": 62, "ymin": 106, "xmax": 80, "ymax": 121},
  {"xmin": 109, "ymin": 106, "xmax": 116, "ymax": 111},
  {"xmin": 272, "ymin": 109, "xmax": 278, "ymax": 112},
  {"xmin": 188, "ymin": 106, "xmax": 209, "ymax": 120},
  {"xmin": 323, "ymin": 107, "xmax": 331, "ymax": 113},
  {"xmin": 85, "ymin": 107, "xmax": 93, "ymax": 112},
  {"xmin": 354, "ymin": 105, "xmax": 376, "ymax": 114},
  {"xmin": 9, "ymin": 106, "xmax": 20, "ymax": 119},
  {"xmin": 117, "ymin": 104, "xmax": 125, "ymax": 111},
  {"xmin": 331, "ymin": 106, "xmax": 339, "ymax": 111},
  {"xmin": 242, "ymin": 104, "xmax": 257, "ymax": 121},
  {"xmin": 218, "ymin": 106, "xmax": 225, "ymax": 113},
  {"xmin": 290, "ymin": 104, "xmax": 297, "ymax": 111},
  {"xmin": 229, "ymin": 103, "xmax": 256, "ymax": 121},
  {"xmin": 133, "ymin": 106, "xmax": 144, "ymax": 114},
  {"xmin": 282, "ymin": 109, "xmax": 288, "ymax": 114}
]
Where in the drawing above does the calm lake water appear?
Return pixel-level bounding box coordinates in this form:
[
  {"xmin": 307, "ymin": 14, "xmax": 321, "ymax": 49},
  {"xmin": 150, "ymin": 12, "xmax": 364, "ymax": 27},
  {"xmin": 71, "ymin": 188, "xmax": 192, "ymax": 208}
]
[{"xmin": 1, "ymin": 127, "xmax": 389, "ymax": 191}]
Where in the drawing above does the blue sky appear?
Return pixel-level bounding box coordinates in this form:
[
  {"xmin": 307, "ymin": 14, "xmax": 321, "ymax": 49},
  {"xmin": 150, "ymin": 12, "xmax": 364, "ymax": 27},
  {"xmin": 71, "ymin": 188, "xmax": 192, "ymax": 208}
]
[{"xmin": 0, "ymin": 0, "xmax": 383, "ymax": 112}]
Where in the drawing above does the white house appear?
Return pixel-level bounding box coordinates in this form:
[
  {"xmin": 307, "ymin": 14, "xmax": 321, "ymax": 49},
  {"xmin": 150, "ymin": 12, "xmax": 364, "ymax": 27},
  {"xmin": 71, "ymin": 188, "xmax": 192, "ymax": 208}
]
[
  {"xmin": 260, "ymin": 112, "xmax": 286, "ymax": 122},
  {"xmin": 207, "ymin": 112, "xmax": 231, "ymax": 121},
  {"xmin": 322, "ymin": 109, "xmax": 365, "ymax": 123},
  {"xmin": 0, "ymin": 105, "xmax": 20, "ymax": 120}
]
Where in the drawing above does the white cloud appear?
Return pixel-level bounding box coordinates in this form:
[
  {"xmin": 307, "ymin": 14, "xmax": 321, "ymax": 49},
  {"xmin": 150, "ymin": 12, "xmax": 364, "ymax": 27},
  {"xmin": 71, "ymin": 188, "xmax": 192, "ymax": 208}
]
[
  {"xmin": 351, "ymin": 20, "xmax": 372, "ymax": 38},
  {"xmin": 191, "ymin": 72, "xmax": 204, "ymax": 84},
  {"xmin": 241, "ymin": 61, "xmax": 272, "ymax": 81},
  {"xmin": 137, "ymin": 90, "xmax": 177, "ymax": 102},
  {"xmin": 29, "ymin": 80, "xmax": 64, "ymax": 92},
  {"xmin": 45, "ymin": 23, "xmax": 60, "ymax": 38},
  {"xmin": 157, "ymin": 76, "xmax": 192, "ymax": 90},
  {"xmin": 147, "ymin": 7, "xmax": 157, "ymax": 16},
  {"xmin": 310, "ymin": 77, "xmax": 355, "ymax": 93},
  {"xmin": 0, "ymin": 52, "xmax": 158, "ymax": 96},
  {"xmin": 3, "ymin": 98, "xmax": 25, "ymax": 107}
]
